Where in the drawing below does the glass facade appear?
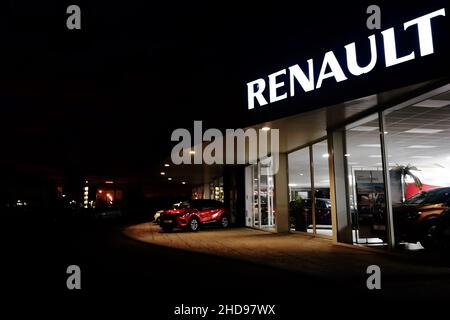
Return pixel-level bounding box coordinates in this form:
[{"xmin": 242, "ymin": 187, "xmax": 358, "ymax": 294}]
[
  {"xmin": 334, "ymin": 86, "xmax": 450, "ymax": 250},
  {"xmin": 244, "ymin": 84, "xmax": 450, "ymax": 251}
]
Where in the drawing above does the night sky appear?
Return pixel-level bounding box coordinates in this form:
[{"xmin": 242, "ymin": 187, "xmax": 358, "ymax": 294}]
[{"xmin": 1, "ymin": 0, "xmax": 448, "ymax": 188}]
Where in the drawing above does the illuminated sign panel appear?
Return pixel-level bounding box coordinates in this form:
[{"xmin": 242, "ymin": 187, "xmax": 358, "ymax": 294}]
[{"xmin": 247, "ymin": 8, "xmax": 446, "ymax": 110}]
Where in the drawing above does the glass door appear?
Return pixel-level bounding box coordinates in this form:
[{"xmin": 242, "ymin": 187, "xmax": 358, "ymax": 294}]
[
  {"xmin": 260, "ymin": 158, "xmax": 275, "ymax": 228},
  {"xmin": 245, "ymin": 159, "xmax": 276, "ymax": 230}
]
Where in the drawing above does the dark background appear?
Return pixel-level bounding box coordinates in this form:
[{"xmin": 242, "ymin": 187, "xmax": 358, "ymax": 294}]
[{"xmin": 1, "ymin": 0, "xmax": 448, "ymax": 192}]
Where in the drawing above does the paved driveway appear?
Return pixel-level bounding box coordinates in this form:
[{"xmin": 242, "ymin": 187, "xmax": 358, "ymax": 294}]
[{"xmin": 124, "ymin": 223, "xmax": 450, "ymax": 287}]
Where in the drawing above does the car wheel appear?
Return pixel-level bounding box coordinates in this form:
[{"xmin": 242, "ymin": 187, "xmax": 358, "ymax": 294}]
[
  {"xmin": 220, "ymin": 215, "xmax": 230, "ymax": 228},
  {"xmin": 420, "ymin": 219, "xmax": 441, "ymax": 250},
  {"xmin": 188, "ymin": 217, "xmax": 200, "ymax": 232}
]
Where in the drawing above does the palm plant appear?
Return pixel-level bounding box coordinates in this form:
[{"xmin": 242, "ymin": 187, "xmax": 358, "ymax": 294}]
[{"xmin": 392, "ymin": 164, "xmax": 423, "ymax": 202}]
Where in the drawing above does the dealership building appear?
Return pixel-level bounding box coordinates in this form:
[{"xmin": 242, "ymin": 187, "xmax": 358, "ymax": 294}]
[{"xmin": 167, "ymin": 4, "xmax": 450, "ymax": 250}]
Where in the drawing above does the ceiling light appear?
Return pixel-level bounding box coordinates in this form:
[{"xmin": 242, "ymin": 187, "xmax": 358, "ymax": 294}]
[
  {"xmin": 189, "ymin": 150, "xmax": 195, "ymax": 154},
  {"xmin": 164, "ymin": 163, "xmax": 170, "ymax": 167},
  {"xmin": 344, "ymin": 154, "xmax": 351, "ymax": 157},
  {"xmin": 350, "ymin": 126, "xmax": 378, "ymax": 132},
  {"xmin": 182, "ymin": 181, "xmax": 186, "ymax": 185},
  {"xmin": 261, "ymin": 126, "xmax": 271, "ymax": 131},
  {"xmin": 358, "ymin": 144, "xmax": 380, "ymax": 148},
  {"xmin": 412, "ymin": 99, "xmax": 449, "ymax": 108},
  {"xmin": 168, "ymin": 177, "xmax": 172, "ymax": 181},
  {"xmin": 404, "ymin": 128, "xmax": 444, "ymax": 134},
  {"xmin": 407, "ymin": 145, "xmax": 437, "ymax": 149},
  {"xmin": 160, "ymin": 172, "xmax": 166, "ymax": 175},
  {"xmin": 322, "ymin": 153, "xmax": 329, "ymax": 158}
]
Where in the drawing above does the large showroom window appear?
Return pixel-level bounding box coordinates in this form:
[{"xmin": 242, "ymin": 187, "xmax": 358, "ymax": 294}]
[
  {"xmin": 383, "ymin": 89, "xmax": 450, "ymax": 250},
  {"xmin": 288, "ymin": 140, "xmax": 333, "ymax": 238},
  {"xmin": 312, "ymin": 141, "xmax": 332, "ymax": 236},
  {"xmin": 288, "ymin": 147, "xmax": 312, "ymax": 233},
  {"xmin": 344, "ymin": 114, "xmax": 388, "ymax": 245}
]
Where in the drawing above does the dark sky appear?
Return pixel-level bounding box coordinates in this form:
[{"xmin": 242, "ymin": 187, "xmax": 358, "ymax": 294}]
[{"xmin": 0, "ymin": 0, "xmax": 448, "ymax": 185}]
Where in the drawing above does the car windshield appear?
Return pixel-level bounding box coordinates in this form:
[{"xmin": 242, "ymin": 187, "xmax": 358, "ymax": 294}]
[{"xmin": 404, "ymin": 188, "xmax": 450, "ymax": 205}]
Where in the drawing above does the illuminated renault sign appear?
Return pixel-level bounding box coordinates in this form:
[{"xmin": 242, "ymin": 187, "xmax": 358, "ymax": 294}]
[{"xmin": 247, "ymin": 8, "xmax": 446, "ymax": 110}]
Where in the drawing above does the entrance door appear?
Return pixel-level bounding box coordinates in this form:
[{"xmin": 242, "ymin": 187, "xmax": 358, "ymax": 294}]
[{"xmin": 245, "ymin": 161, "xmax": 275, "ymax": 230}]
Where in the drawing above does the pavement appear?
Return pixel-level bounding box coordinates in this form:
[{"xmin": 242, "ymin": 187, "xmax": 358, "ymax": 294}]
[
  {"xmin": 124, "ymin": 222, "xmax": 450, "ymax": 296},
  {"xmin": 4, "ymin": 217, "xmax": 450, "ymax": 316}
]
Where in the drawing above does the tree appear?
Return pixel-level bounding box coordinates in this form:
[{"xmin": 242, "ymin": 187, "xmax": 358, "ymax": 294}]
[{"xmin": 392, "ymin": 164, "xmax": 423, "ymax": 202}]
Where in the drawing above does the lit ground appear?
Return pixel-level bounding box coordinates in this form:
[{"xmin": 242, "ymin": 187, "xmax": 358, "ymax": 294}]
[{"xmin": 125, "ymin": 222, "xmax": 450, "ymax": 298}]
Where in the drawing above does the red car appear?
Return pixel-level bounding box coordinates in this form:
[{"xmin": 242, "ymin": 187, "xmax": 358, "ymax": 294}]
[{"xmin": 160, "ymin": 199, "xmax": 229, "ymax": 232}]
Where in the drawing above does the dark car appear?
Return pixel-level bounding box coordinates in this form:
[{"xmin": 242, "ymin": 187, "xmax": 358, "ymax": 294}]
[
  {"xmin": 394, "ymin": 187, "xmax": 450, "ymax": 249},
  {"xmin": 289, "ymin": 198, "xmax": 332, "ymax": 231},
  {"xmin": 160, "ymin": 199, "xmax": 229, "ymax": 232},
  {"xmin": 373, "ymin": 187, "xmax": 450, "ymax": 249}
]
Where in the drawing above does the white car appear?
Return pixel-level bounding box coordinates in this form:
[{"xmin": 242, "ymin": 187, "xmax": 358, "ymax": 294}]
[{"xmin": 153, "ymin": 210, "xmax": 164, "ymax": 224}]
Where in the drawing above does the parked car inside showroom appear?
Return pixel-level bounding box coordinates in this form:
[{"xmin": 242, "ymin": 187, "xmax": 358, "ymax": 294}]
[
  {"xmin": 159, "ymin": 199, "xmax": 229, "ymax": 232},
  {"xmin": 289, "ymin": 198, "xmax": 331, "ymax": 230},
  {"xmin": 373, "ymin": 187, "xmax": 450, "ymax": 249}
]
